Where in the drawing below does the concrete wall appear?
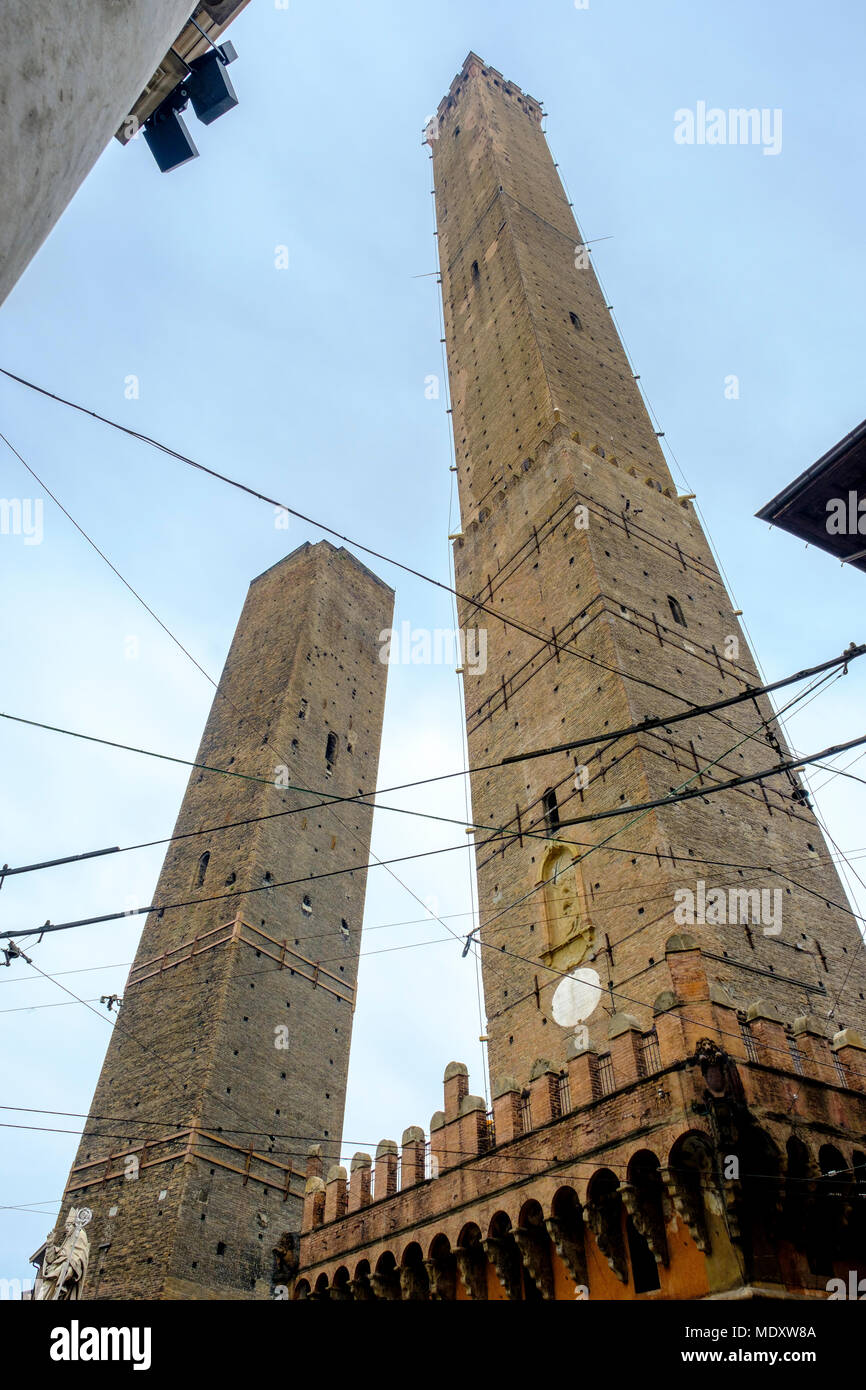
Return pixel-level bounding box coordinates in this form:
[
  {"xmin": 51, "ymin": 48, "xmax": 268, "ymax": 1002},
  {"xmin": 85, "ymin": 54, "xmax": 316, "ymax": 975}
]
[{"xmin": 0, "ymin": 0, "xmax": 194, "ymax": 305}]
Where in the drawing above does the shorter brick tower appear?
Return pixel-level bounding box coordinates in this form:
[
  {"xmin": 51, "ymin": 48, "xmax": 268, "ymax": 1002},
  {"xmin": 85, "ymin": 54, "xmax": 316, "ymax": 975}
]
[{"xmin": 55, "ymin": 540, "xmax": 393, "ymax": 1299}]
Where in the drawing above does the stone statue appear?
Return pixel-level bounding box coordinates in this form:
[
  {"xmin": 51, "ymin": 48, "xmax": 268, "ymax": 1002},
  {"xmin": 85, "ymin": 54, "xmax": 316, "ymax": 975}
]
[{"xmin": 34, "ymin": 1207, "xmax": 91, "ymax": 1300}]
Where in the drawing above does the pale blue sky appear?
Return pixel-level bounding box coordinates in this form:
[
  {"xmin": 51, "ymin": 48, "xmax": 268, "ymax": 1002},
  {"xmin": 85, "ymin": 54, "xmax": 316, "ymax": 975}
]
[{"xmin": 1, "ymin": 0, "xmax": 865, "ymax": 1286}]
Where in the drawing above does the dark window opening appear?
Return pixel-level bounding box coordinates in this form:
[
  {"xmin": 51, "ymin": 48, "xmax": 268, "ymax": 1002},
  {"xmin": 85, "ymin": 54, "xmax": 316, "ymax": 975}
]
[
  {"xmin": 569, "ymin": 311, "xmax": 582, "ymax": 330},
  {"xmin": 325, "ymin": 731, "xmax": 338, "ymax": 771},
  {"xmin": 471, "ymin": 260, "xmax": 480, "ymax": 282},
  {"xmin": 626, "ymin": 1215, "xmax": 660, "ymax": 1293},
  {"xmin": 542, "ymin": 788, "xmax": 560, "ymax": 836},
  {"xmin": 667, "ymin": 595, "xmax": 687, "ymax": 627},
  {"xmin": 195, "ymin": 852, "xmax": 210, "ymax": 888}
]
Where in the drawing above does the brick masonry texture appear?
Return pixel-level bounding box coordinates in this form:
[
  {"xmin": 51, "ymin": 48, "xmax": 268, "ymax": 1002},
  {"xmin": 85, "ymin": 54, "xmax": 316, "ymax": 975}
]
[
  {"xmin": 292, "ymin": 55, "xmax": 866, "ymax": 1301},
  {"xmin": 431, "ymin": 54, "xmax": 866, "ymax": 1086},
  {"xmin": 60, "ymin": 541, "xmax": 393, "ymax": 1299}
]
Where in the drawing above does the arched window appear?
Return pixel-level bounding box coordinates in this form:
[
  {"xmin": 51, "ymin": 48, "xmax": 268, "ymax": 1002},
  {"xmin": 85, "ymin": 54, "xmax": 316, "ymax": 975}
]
[
  {"xmin": 569, "ymin": 311, "xmax": 582, "ymax": 330},
  {"xmin": 542, "ymin": 788, "xmax": 560, "ymax": 836},
  {"xmin": 667, "ymin": 595, "xmax": 687, "ymax": 627},
  {"xmin": 195, "ymin": 852, "xmax": 210, "ymax": 888},
  {"xmin": 471, "ymin": 259, "xmax": 480, "ymax": 282}
]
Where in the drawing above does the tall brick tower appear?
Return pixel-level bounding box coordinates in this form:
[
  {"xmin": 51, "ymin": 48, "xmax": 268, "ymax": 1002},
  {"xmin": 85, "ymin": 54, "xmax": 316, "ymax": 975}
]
[
  {"xmin": 429, "ymin": 55, "xmax": 866, "ymax": 1088},
  {"xmin": 55, "ymin": 540, "xmax": 393, "ymax": 1299},
  {"xmin": 289, "ymin": 58, "xmax": 866, "ymax": 1303}
]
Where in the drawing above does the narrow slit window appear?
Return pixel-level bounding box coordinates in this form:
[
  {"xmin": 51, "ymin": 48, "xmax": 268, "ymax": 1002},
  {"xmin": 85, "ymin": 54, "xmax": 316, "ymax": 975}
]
[
  {"xmin": 195, "ymin": 852, "xmax": 210, "ymax": 888},
  {"xmin": 471, "ymin": 259, "xmax": 480, "ymax": 282},
  {"xmin": 569, "ymin": 311, "xmax": 582, "ymax": 330},
  {"xmin": 542, "ymin": 788, "xmax": 560, "ymax": 836},
  {"xmin": 667, "ymin": 595, "xmax": 687, "ymax": 627},
  {"xmin": 325, "ymin": 731, "xmax": 338, "ymax": 770}
]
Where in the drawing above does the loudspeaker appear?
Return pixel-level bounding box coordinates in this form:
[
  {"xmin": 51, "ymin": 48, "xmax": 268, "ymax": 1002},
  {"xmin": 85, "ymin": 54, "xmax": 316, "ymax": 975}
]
[
  {"xmin": 143, "ymin": 101, "xmax": 199, "ymax": 172},
  {"xmin": 186, "ymin": 50, "xmax": 239, "ymax": 126}
]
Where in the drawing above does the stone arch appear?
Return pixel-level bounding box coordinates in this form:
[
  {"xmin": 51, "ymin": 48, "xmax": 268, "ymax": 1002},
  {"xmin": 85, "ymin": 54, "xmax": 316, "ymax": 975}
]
[
  {"xmin": 548, "ymin": 1186, "xmax": 588, "ymax": 1293},
  {"xmin": 351, "ymin": 1258, "xmax": 373, "ymax": 1302},
  {"xmin": 782, "ymin": 1134, "xmax": 815, "ymax": 1261},
  {"xmin": 331, "ymin": 1265, "xmax": 351, "ymax": 1301},
  {"xmin": 585, "ymin": 1168, "xmax": 628, "ymax": 1283},
  {"xmin": 736, "ymin": 1125, "xmax": 784, "ymax": 1283},
  {"xmin": 425, "ymin": 1233, "xmax": 457, "ymax": 1301},
  {"xmin": 313, "ymin": 1271, "xmax": 330, "ymax": 1301},
  {"xmin": 515, "ymin": 1197, "xmax": 555, "ymax": 1300},
  {"xmin": 551, "ymin": 1185, "xmax": 581, "ymax": 1219},
  {"xmin": 371, "ymin": 1250, "xmax": 400, "ymax": 1301},
  {"xmin": 487, "ymin": 1210, "xmax": 513, "ymax": 1238},
  {"xmin": 293, "ymin": 1278, "xmax": 310, "ymax": 1300},
  {"xmin": 455, "ymin": 1222, "xmax": 487, "ymax": 1300},
  {"xmin": 813, "ymin": 1143, "xmax": 851, "ymax": 1273},
  {"xmin": 427, "ymin": 1231, "xmax": 452, "ymax": 1259},
  {"xmin": 399, "ymin": 1241, "xmax": 430, "ymax": 1301},
  {"xmin": 623, "ymin": 1149, "xmax": 667, "ymax": 1287},
  {"xmin": 484, "ymin": 1210, "xmax": 522, "ymax": 1299},
  {"xmin": 666, "ymin": 1131, "xmax": 716, "ymax": 1255}
]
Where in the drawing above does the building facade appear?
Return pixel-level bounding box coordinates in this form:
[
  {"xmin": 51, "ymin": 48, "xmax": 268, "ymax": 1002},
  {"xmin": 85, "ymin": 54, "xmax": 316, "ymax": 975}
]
[
  {"xmin": 292, "ymin": 55, "xmax": 866, "ymax": 1301},
  {"xmin": 0, "ymin": 2, "xmax": 250, "ymax": 305},
  {"xmin": 51, "ymin": 541, "xmax": 393, "ymax": 1299}
]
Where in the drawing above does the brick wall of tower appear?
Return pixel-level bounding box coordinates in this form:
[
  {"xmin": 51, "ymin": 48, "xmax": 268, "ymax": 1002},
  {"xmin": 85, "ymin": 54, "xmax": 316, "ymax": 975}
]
[
  {"xmin": 59, "ymin": 541, "xmax": 393, "ymax": 1299},
  {"xmin": 432, "ymin": 55, "xmax": 673, "ymax": 517},
  {"xmin": 431, "ymin": 56, "xmax": 866, "ymax": 1093}
]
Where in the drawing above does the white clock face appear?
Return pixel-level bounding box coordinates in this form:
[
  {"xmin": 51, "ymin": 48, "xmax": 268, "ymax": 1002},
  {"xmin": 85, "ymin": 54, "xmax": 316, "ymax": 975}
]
[{"xmin": 551, "ymin": 967, "xmax": 602, "ymax": 1029}]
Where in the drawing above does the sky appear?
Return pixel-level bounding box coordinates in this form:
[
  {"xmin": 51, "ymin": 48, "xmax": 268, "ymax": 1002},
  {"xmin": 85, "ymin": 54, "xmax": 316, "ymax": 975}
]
[{"xmin": 1, "ymin": 0, "xmax": 865, "ymax": 1288}]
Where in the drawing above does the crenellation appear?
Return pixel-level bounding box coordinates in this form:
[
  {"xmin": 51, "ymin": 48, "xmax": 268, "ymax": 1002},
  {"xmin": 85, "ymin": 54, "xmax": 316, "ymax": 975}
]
[
  {"xmin": 348, "ymin": 1154, "xmax": 372, "ymax": 1213},
  {"xmin": 401, "ymin": 1127, "xmax": 427, "ymax": 1188}
]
